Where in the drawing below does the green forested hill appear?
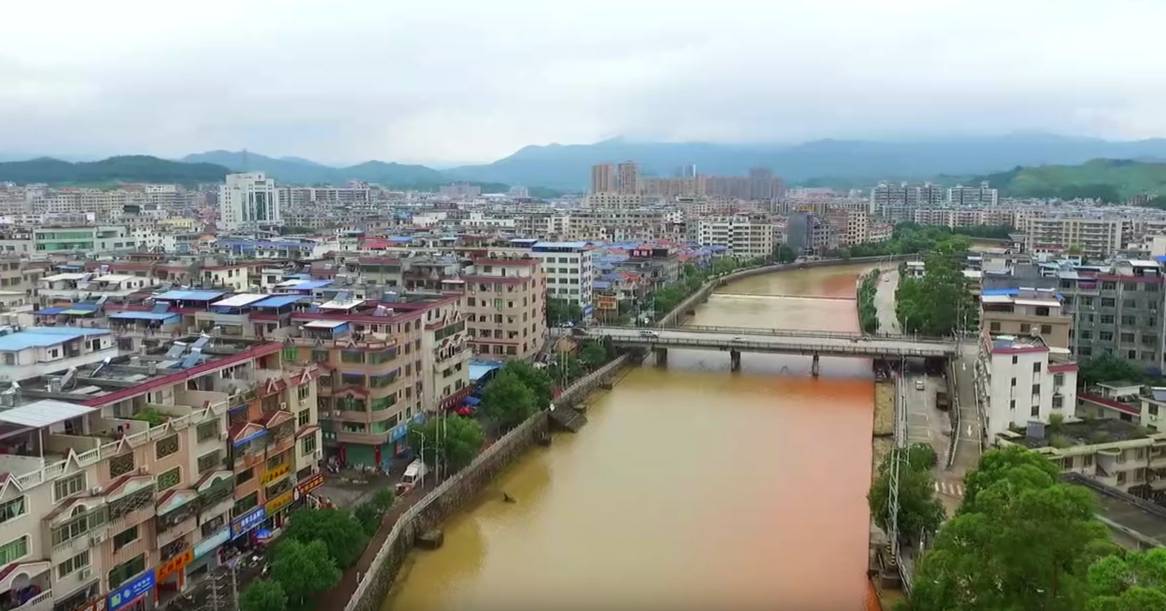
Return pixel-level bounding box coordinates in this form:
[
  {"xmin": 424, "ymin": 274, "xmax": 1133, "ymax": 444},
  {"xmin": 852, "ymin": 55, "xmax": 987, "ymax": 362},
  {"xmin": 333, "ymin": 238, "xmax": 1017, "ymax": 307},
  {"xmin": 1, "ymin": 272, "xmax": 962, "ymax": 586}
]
[
  {"xmin": 974, "ymin": 159, "xmax": 1166, "ymax": 202},
  {"xmin": 0, "ymin": 156, "xmax": 229, "ymax": 185}
]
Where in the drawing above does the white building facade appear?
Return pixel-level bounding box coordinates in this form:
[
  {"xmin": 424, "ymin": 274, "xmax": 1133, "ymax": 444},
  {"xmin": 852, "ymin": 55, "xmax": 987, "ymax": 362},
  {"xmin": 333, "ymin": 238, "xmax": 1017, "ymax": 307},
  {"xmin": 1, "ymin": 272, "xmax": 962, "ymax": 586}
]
[
  {"xmin": 219, "ymin": 172, "xmax": 281, "ymax": 231},
  {"xmin": 980, "ymin": 334, "xmax": 1079, "ymax": 439}
]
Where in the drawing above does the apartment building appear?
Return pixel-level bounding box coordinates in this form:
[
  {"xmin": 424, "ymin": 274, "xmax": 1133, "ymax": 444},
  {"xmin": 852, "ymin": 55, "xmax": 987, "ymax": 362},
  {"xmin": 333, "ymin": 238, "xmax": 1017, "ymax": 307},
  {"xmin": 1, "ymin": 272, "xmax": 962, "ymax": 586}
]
[
  {"xmin": 979, "ymin": 334, "xmax": 1078, "ymax": 439},
  {"xmin": 616, "ymin": 162, "xmax": 638, "ymax": 195},
  {"xmin": 980, "ymin": 287, "xmax": 1072, "ymax": 349},
  {"xmin": 219, "ymin": 173, "xmax": 281, "ymax": 231},
  {"xmin": 826, "ymin": 208, "xmax": 869, "ymax": 247},
  {"xmin": 696, "ymin": 216, "xmax": 775, "ymax": 259},
  {"xmin": 463, "ymin": 256, "xmax": 546, "ymax": 360},
  {"xmin": 870, "ymin": 182, "xmax": 945, "ymax": 221},
  {"xmin": 0, "ymin": 327, "xmax": 118, "ymax": 383},
  {"xmin": 1020, "ymin": 215, "xmax": 1129, "ymax": 260},
  {"xmin": 583, "ymin": 193, "xmax": 643, "ymax": 211},
  {"xmin": 528, "ymin": 242, "xmax": 593, "ymax": 315},
  {"xmin": 948, "ymin": 182, "xmax": 999, "ymax": 207},
  {"xmin": 0, "ymin": 332, "xmax": 320, "ymax": 611},
  {"xmin": 589, "ymin": 164, "xmax": 617, "ymax": 194},
  {"xmin": 1057, "ymin": 260, "xmax": 1166, "ymax": 369}
]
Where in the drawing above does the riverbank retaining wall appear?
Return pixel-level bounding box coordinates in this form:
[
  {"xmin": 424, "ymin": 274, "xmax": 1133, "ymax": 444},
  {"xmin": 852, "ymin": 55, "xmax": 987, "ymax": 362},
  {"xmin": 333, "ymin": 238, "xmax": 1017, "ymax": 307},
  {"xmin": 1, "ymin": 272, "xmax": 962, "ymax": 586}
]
[
  {"xmin": 657, "ymin": 254, "xmax": 919, "ymax": 327},
  {"xmin": 344, "ymin": 355, "xmax": 630, "ymax": 611}
]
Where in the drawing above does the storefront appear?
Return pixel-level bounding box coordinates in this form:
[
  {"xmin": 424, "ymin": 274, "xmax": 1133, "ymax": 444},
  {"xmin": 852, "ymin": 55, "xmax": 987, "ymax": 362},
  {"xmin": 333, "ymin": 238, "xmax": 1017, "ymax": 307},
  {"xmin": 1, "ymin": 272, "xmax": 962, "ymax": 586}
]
[
  {"xmin": 106, "ymin": 570, "xmax": 154, "ymax": 611},
  {"xmin": 186, "ymin": 527, "xmax": 230, "ymax": 582}
]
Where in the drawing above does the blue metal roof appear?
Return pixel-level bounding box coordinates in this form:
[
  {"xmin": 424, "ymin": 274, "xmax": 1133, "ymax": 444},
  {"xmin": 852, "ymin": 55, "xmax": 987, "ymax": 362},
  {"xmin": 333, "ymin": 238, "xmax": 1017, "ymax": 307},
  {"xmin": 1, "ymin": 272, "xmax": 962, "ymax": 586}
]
[
  {"xmin": 463, "ymin": 396, "xmax": 481, "ymax": 406},
  {"xmin": 110, "ymin": 311, "xmax": 180, "ymax": 322},
  {"xmin": 285, "ymin": 280, "xmax": 332, "ymax": 290},
  {"xmin": 469, "ymin": 362, "xmax": 501, "ymax": 382},
  {"xmin": 0, "ymin": 327, "xmax": 110, "ymax": 352},
  {"xmin": 980, "ymin": 288, "xmax": 1020, "ymax": 296},
  {"xmin": 36, "ymin": 307, "xmax": 66, "ymax": 316},
  {"xmin": 533, "ymin": 241, "xmax": 588, "ymax": 250},
  {"xmin": 154, "ymin": 290, "xmax": 226, "ymax": 302},
  {"xmin": 252, "ymin": 295, "xmax": 304, "ymax": 309}
]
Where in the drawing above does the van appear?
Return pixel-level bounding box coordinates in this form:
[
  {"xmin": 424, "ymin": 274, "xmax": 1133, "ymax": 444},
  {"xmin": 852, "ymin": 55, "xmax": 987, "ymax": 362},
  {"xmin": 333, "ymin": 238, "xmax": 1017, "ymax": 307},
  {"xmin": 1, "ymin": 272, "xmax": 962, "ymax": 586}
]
[{"xmin": 395, "ymin": 459, "xmax": 429, "ymax": 494}]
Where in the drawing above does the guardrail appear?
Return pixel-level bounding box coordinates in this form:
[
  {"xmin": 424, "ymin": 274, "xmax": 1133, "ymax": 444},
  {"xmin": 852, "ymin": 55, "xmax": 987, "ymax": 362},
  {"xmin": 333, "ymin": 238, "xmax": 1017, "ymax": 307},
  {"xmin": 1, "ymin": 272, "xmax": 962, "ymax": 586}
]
[
  {"xmin": 605, "ymin": 334, "xmax": 953, "ymax": 357},
  {"xmin": 597, "ymin": 324, "xmax": 954, "ymax": 344},
  {"xmin": 945, "ymin": 358, "xmax": 961, "ymax": 470}
]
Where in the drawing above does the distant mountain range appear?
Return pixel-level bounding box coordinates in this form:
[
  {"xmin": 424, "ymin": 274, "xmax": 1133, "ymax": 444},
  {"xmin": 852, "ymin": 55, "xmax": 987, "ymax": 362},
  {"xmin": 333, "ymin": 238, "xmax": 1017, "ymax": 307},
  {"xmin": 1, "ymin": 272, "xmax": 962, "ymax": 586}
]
[
  {"xmin": 0, "ymin": 155, "xmax": 228, "ymax": 185},
  {"xmin": 446, "ymin": 134, "xmax": 1166, "ymax": 190},
  {"xmin": 971, "ymin": 158, "xmax": 1166, "ymax": 201},
  {"xmin": 6, "ymin": 134, "xmax": 1166, "ymax": 200}
]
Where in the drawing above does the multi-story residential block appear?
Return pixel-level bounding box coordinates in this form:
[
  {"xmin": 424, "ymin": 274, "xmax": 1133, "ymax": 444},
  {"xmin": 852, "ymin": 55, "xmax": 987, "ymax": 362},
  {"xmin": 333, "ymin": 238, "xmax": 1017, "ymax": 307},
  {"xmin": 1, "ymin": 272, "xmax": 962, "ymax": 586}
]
[
  {"xmin": 697, "ymin": 216, "xmax": 775, "ymax": 259},
  {"xmin": 0, "ymin": 333, "xmax": 320, "ymax": 611},
  {"xmin": 583, "ymin": 193, "xmax": 643, "ymax": 211},
  {"xmin": 463, "ymin": 255, "xmax": 546, "ymax": 360},
  {"xmin": 948, "ymin": 182, "xmax": 999, "ymax": 207},
  {"xmin": 616, "ymin": 162, "xmax": 638, "ymax": 195},
  {"xmin": 980, "ymin": 333, "xmax": 1078, "ymax": 439},
  {"xmin": 1020, "ymin": 215, "xmax": 1129, "ymax": 260},
  {"xmin": 980, "ymin": 287, "xmax": 1072, "ymax": 349},
  {"xmin": 219, "ymin": 173, "xmax": 281, "ymax": 231},
  {"xmin": 528, "ymin": 242, "xmax": 594, "ymax": 315},
  {"xmin": 0, "ymin": 327, "xmax": 117, "ymax": 383},
  {"xmin": 590, "ymin": 164, "xmax": 617, "ymax": 194},
  {"xmin": 826, "ymin": 208, "xmax": 869, "ymax": 247},
  {"xmin": 1057, "ymin": 259, "xmax": 1166, "ymax": 369}
]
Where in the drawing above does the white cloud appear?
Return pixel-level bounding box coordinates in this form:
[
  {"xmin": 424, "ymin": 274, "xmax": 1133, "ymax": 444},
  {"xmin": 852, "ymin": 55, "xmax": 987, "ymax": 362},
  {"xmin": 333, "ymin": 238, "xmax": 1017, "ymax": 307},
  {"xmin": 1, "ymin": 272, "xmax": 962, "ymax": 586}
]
[{"xmin": 0, "ymin": 0, "xmax": 1163, "ymax": 163}]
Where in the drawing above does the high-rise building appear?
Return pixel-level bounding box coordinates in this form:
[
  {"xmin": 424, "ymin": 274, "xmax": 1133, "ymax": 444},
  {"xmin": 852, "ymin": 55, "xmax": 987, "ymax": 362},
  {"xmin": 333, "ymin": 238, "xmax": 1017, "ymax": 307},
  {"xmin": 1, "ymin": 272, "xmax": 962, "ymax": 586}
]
[
  {"xmin": 696, "ymin": 215, "xmax": 776, "ymax": 259},
  {"xmin": 219, "ymin": 172, "xmax": 281, "ymax": 231},
  {"xmin": 590, "ymin": 164, "xmax": 617, "ymax": 193},
  {"xmin": 616, "ymin": 161, "xmax": 639, "ymax": 195},
  {"xmin": 949, "ymin": 182, "xmax": 999, "ymax": 207},
  {"xmin": 748, "ymin": 167, "xmax": 780, "ymax": 200},
  {"xmin": 463, "ymin": 255, "xmax": 546, "ymax": 360}
]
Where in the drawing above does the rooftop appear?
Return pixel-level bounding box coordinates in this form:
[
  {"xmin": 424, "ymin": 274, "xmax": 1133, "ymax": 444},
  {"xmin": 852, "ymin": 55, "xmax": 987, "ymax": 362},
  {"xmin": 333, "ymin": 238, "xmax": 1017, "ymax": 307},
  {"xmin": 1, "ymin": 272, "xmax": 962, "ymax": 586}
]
[
  {"xmin": 1009, "ymin": 418, "xmax": 1152, "ymax": 449},
  {"xmin": 0, "ymin": 327, "xmax": 111, "ymax": 352}
]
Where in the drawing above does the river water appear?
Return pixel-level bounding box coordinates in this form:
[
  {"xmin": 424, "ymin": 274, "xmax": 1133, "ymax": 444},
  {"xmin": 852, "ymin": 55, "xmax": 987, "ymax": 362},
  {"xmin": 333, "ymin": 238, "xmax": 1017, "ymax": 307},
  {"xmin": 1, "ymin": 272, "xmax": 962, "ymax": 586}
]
[{"xmin": 383, "ymin": 264, "xmax": 878, "ymax": 611}]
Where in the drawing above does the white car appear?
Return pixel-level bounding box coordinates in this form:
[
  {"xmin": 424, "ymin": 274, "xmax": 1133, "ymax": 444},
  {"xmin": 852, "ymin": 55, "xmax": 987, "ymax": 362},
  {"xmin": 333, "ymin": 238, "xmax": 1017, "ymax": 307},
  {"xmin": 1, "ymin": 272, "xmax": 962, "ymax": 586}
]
[
  {"xmin": 915, "ymin": 379, "xmax": 926, "ymax": 391},
  {"xmin": 639, "ymin": 330, "xmax": 660, "ymax": 339}
]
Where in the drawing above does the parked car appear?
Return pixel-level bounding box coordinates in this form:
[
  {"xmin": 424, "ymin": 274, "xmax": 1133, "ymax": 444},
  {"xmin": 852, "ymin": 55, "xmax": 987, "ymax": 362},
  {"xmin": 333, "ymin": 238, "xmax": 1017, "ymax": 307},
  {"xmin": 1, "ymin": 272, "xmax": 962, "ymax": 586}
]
[
  {"xmin": 915, "ymin": 378, "xmax": 926, "ymax": 391},
  {"xmin": 639, "ymin": 329, "xmax": 660, "ymax": 338},
  {"xmin": 395, "ymin": 459, "xmax": 429, "ymax": 494}
]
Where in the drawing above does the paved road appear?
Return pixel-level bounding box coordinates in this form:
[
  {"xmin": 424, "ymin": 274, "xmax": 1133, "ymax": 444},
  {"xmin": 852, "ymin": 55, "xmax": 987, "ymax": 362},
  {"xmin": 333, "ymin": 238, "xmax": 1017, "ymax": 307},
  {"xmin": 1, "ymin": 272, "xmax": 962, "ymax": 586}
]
[
  {"xmin": 948, "ymin": 340, "xmax": 984, "ymax": 479},
  {"xmin": 589, "ymin": 327, "xmax": 956, "ymax": 358},
  {"xmin": 874, "ymin": 268, "xmax": 901, "ymax": 334}
]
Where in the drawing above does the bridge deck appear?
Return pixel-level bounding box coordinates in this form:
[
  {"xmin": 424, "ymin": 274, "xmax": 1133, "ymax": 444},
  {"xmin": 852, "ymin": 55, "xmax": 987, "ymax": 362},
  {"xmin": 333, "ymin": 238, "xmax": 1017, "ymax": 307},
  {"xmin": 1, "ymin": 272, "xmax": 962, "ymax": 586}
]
[{"xmin": 588, "ymin": 326, "xmax": 956, "ymax": 358}]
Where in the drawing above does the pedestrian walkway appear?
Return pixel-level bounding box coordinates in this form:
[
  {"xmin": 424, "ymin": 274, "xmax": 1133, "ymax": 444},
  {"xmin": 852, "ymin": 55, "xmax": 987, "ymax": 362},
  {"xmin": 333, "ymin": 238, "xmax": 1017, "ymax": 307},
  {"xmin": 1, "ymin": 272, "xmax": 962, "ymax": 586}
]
[{"xmin": 933, "ymin": 479, "xmax": 965, "ymax": 498}]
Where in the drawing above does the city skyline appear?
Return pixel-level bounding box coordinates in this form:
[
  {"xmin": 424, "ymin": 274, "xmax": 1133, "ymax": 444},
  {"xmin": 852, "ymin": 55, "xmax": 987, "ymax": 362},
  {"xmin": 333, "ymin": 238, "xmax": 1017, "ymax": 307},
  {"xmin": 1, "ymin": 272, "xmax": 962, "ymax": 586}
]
[{"xmin": 3, "ymin": 1, "xmax": 1164, "ymax": 165}]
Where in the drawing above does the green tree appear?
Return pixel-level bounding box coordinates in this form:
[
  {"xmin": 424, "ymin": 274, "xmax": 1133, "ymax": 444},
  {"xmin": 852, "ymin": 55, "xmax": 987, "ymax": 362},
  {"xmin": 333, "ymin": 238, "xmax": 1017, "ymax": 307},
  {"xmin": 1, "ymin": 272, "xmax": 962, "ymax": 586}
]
[
  {"xmin": 239, "ymin": 580, "xmax": 288, "ymax": 611},
  {"xmin": 578, "ymin": 340, "xmax": 609, "ymax": 370},
  {"xmin": 497, "ymin": 360, "xmax": 553, "ymax": 408},
  {"xmin": 546, "ymin": 298, "xmax": 582, "ymax": 326},
  {"xmin": 271, "ymin": 539, "xmax": 341, "ymax": 609},
  {"xmin": 774, "ymin": 243, "xmax": 797, "ymax": 263},
  {"xmin": 1086, "ymin": 548, "xmax": 1166, "ymax": 610},
  {"xmin": 547, "ymin": 353, "xmax": 584, "ymax": 385},
  {"xmin": 481, "ymin": 370, "xmax": 538, "ymax": 429},
  {"xmin": 1079, "ymin": 352, "xmax": 1145, "ymax": 388},
  {"xmin": 868, "ymin": 443, "xmax": 944, "ymax": 544},
  {"xmin": 909, "ymin": 447, "xmax": 1115, "ymax": 611},
  {"xmin": 283, "ymin": 507, "xmax": 367, "ymax": 568},
  {"xmin": 409, "ymin": 414, "xmax": 484, "ymax": 471}
]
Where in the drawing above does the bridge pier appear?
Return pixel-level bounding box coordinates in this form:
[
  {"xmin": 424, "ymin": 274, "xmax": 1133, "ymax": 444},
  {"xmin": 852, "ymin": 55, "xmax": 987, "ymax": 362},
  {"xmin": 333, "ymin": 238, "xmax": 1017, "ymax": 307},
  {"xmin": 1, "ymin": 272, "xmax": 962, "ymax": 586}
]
[
  {"xmin": 811, "ymin": 353, "xmax": 820, "ymax": 377},
  {"xmin": 729, "ymin": 350, "xmax": 741, "ymax": 372},
  {"xmin": 653, "ymin": 347, "xmax": 668, "ymax": 367}
]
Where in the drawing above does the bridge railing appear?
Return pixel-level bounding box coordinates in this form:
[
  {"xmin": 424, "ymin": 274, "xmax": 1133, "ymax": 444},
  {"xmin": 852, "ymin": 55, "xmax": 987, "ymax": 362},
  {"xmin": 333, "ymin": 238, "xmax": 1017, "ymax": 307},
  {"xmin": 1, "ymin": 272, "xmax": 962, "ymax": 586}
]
[
  {"xmin": 593, "ymin": 325, "xmax": 955, "ymax": 345},
  {"xmin": 604, "ymin": 334, "xmax": 954, "ymax": 357}
]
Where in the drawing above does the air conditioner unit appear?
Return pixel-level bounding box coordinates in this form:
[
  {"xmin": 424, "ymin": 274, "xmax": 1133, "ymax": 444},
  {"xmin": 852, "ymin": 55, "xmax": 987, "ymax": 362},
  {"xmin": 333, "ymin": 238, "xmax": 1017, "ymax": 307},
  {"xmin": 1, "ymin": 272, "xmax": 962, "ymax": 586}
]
[
  {"xmin": 78, "ymin": 567, "xmax": 92, "ymax": 580},
  {"xmin": 136, "ymin": 466, "xmax": 149, "ymax": 475},
  {"xmin": 90, "ymin": 532, "xmax": 105, "ymax": 545},
  {"xmin": 89, "ymin": 486, "xmax": 103, "ymax": 496},
  {"xmin": 279, "ymin": 402, "xmax": 288, "ymax": 411},
  {"xmin": 314, "ymin": 449, "xmax": 322, "ymax": 460}
]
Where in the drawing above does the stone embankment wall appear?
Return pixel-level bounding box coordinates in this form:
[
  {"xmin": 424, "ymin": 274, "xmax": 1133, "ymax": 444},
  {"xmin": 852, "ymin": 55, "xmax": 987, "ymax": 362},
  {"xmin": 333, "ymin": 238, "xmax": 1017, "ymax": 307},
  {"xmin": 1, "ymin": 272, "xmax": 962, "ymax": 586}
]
[{"xmin": 345, "ymin": 355, "xmax": 630, "ymax": 611}]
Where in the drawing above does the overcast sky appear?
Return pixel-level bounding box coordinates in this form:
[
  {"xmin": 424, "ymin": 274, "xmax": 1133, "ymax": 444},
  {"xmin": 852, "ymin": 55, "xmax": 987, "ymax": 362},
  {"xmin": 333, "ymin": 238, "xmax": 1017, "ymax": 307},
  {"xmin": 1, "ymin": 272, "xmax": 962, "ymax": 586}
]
[{"xmin": 2, "ymin": 0, "xmax": 1162, "ymax": 165}]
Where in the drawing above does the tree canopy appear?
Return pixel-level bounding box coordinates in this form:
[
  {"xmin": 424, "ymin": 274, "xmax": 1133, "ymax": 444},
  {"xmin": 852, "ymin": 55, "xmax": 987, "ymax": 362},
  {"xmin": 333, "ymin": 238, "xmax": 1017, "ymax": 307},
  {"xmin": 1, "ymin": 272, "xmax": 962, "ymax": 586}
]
[
  {"xmin": 481, "ymin": 369, "xmax": 539, "ymax": 429},
  {"xmin": 868, "ymin": 443, "xmax": 944, "ymax": 545},
  {"xmin": 271, "ymin": 539, "xmax": 341, "ymax": 609},
  {"xmin": 546, "ymin": 298, "xmax": 583, "ymax": 326},
  {"xmin": 408, "ymin": 414, "xmax": 484, "ymax": 471},
  {"xmin": 1087, "ymin": 548, "xmax": 1166, "ymax": 610},
  {"xmin": 497, "ymin": 360, "xmax": 553, "ymax": 408},
  {"xmin": 909, "ymin": 447, "xmax": 1116, "ymax": 611},
  {"xmin": 1078, "ymin": 352, "xmax": 1147, "ymax": 388},
  {"xmin": 895, "ymin": 249, "xmax": 979, "ymax": 336},
  {"xmin": 282, "ymin": 507, "xmax": 368, "ymax": 568},
  {"xmin": 239, "ymin": 580, "xmax": 288, "ymax": 611}
]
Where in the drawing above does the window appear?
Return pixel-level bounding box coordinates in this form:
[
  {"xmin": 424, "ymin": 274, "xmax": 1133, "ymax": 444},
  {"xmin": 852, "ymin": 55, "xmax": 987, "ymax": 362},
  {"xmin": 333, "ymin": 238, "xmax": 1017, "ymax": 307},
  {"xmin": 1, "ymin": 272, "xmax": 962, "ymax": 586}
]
[
  {"xmin": 197, "ymin": 420, "xmax": 220, "ymax": 443},
  {"xmin": 1054, "ymin": 373, "xmax": 1065, "ymax": 387},
  {"xmin": 1032, "ymin": 384, "xmax": 1041, "ymax": 396},
  {"xmin": 197, "ymin": 451, "xmax": 221, "ymax": 474},
  {"xmin": 1011, "ymin": 356, "xmax": 1018, "ymax": 365},
  {"xmin": 109, "ymin": 453, "xmax": 134, "ymax": 478},
  {"xmin": 1031, "ymin": 404, "xmax": 1039, "ymax": 417},
  {"xmin": 108, "ymin": 554, "xmax": 145, "ymax": 590},
  {"xmin": 301, "ymin": 435, "xmax": 317, "ymax": 455},
  {"xmin": 1011, "ymin": 377, "xmax": 1017, "ymax": 387},
  {"xmin": 237, "ymin": 468, "xmax": 253, "ymax": 485},
  {"xmin": 1009, "ymin": 400, "xmax": 1016, "ymax": 411},
  {"xmin": 1083, "ymin": 454, "xmax": 1094, "ymax": 468},
  {"xmin": 1101, "ymin": 298, "xmax": 1116, "ymax": 307},
  {"xmin": 1053, "ymin": 396, "xmax": 1063, "ymax": 409},
  {"xmin": 312, "ymin": 349, "xmax": 329, "ymax": 363},
  {"xmin": 341, "ymin": 350, "xmax": 364, "ymax": 364},
  {"xmin": 1019, "ymin": 323, "xmax": 1030, "ymax": 334},
  {"xmin": 112, "ymin": 525, "xmax": 138, "ymax": 551},
  {"xmin": 989, "ymin": 322, "xmax": 1001, "ymax": 332},
  {"xmin": 156, "ymin": 467, "xmax": 180, "ymax": 492},
  {"xmin": 54, "ymin": 473, "xmax": 85, "ymax": 502},
  {"xmin": 1033, "ymin": 362, "xmax": 1042, "ymax": 373},
  {"xmin": 156, "ymin": 435, "xmax": 179, "ymax": 459},
  {"xmin": 282, "ymin": 346, "xmax": 298, "ymax": 363},
  {"xmin": 297, "ymin": 384, "xmax": 311, "ymax": 401},
  {"xmin": 0, "ymin": 536, "xmax": 27, "ymax": 565},
  {"xmin": 298, "ymin": 410, "xmax": 310, "ymax": 427},
  {"xmin": 0, "ymin": 497, "xmax": 25, "ymax": 525},
  {"xmin": 56, "ymin": 550, "xmax": 89, "ymax": 579},
  {"xmin": 1041, "ymin": 325, "xmax": 1052, "ymax": 334}
]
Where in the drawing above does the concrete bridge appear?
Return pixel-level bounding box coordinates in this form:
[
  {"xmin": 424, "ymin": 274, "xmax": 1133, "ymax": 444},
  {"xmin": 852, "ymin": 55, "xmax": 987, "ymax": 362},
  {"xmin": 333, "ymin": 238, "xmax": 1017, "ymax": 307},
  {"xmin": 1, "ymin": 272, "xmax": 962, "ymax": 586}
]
[{"xmin": 579, "ymin": 325, "xmax": 956, "ymax": 375}]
